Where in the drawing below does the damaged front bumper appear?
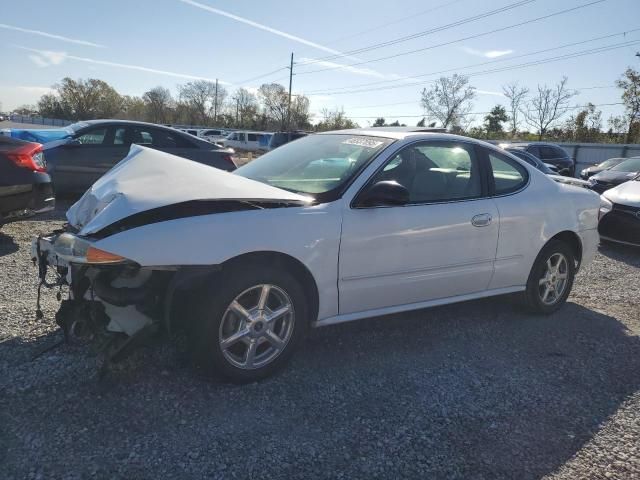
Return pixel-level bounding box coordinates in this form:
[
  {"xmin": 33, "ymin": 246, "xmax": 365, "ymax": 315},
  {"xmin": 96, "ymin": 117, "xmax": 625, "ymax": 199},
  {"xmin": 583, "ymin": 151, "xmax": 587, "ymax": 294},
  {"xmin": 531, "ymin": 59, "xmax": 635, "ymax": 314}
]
[
  {"xmin": 31, "ymin": 231, "xmax": 218, "ymax": 369},
  {"xmin": 31, "ymin": 232, "xmax": 166, "ymax": 363}
]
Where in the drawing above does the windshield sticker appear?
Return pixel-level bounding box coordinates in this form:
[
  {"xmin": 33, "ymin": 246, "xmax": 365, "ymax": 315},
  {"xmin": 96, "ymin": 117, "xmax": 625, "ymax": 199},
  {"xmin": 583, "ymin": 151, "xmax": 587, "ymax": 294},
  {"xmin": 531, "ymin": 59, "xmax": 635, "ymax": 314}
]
[{"xmin": 342, "ymin": 137, "xmax": 384, "ymax": 149}]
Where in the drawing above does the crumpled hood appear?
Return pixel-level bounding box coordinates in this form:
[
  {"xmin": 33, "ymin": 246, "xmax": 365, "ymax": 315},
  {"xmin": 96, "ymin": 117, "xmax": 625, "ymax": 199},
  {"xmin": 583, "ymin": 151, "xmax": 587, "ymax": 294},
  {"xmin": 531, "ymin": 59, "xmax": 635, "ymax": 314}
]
[
  {"xmin": 602, "ymin": 180, "xmax": 640, "ymax": 207},
  {"xmin": 67, "ymin": 145, "xmax": 311, "ymax": 235}
]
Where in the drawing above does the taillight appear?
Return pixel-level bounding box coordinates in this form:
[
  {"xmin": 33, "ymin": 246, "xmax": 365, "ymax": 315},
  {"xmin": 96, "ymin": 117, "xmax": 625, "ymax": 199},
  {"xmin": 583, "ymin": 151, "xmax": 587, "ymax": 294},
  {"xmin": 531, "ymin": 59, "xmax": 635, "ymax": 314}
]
[
  {"xmin": 7, "ymin": 142, "xmax": 46, "ymax": 172},
  {"xmin": 222, "ymin": 154, "xmax": 237, "ymax": 168}
]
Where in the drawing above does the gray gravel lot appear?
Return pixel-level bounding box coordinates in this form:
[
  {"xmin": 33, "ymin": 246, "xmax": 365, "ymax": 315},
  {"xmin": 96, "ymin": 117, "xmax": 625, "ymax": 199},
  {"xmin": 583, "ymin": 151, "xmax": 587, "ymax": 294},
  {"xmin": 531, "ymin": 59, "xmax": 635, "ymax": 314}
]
[{"xmin": 1, "ymin": 203, "xmax": 639, "ymax": 479}]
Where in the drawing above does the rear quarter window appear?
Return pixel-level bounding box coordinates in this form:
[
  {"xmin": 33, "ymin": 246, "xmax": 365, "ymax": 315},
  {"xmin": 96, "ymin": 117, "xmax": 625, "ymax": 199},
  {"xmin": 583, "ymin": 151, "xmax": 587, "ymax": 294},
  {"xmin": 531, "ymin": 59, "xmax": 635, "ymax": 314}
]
[{"xmin": 487, "ymin": 150, "xmax": 529, "ymax": 195}]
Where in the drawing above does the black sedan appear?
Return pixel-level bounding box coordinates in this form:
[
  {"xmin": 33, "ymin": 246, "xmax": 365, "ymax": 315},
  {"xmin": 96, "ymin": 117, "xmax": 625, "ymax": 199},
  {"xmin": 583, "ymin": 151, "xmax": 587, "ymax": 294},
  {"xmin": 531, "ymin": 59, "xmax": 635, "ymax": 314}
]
[
  {"xmin": 44, "ymin": 120, "xmax": 238, "ymax": 194},
  {"xmin": 579, "ymin": 157, "xmax": 627, "ymax": 179},
  {"xmin": 0, "ymin": 137, "xmax": 54, "ymax": 227},
  {"xmin": 588, "ymin": 157, "xmax": 640, "ymax": 194}
]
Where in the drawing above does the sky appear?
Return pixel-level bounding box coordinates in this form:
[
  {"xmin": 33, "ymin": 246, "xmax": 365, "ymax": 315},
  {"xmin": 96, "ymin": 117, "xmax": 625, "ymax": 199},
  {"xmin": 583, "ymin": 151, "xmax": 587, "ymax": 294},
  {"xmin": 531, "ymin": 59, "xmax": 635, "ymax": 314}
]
[{"xmin": 1, "ymin": 0, "xmax": 639, "ymax": 127}]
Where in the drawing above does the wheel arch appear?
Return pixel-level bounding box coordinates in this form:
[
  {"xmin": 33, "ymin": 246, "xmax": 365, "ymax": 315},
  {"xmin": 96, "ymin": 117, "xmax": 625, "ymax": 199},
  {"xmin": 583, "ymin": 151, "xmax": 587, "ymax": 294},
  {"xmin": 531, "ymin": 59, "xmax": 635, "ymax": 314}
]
[
  {"xmin": 547, "ymin": 230, "xmax": 583, "ymax": 268},
  {"xmin": 167, "ymin": 250, "xmax": 320, "ymax": 333}
]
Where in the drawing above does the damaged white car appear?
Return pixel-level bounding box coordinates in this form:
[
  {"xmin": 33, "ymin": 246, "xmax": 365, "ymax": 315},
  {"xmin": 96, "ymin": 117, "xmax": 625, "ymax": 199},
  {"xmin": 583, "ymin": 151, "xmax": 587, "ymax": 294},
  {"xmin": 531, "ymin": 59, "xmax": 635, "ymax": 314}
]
[{"xmin": 33, "ymin": 129, "xmax": 600, "ymax": 382}]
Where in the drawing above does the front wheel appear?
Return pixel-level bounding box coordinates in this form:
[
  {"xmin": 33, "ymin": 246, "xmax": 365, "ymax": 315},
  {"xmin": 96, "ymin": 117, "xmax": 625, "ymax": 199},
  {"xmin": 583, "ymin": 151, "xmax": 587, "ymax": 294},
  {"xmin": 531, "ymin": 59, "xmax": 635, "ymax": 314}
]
[
  {"xmin": 523, "ymin": 240, "xmax": 576, "ymax": 314},
  {"xmin": 193, "ymin": 264, "xmax": 308, "ymax": 383}
]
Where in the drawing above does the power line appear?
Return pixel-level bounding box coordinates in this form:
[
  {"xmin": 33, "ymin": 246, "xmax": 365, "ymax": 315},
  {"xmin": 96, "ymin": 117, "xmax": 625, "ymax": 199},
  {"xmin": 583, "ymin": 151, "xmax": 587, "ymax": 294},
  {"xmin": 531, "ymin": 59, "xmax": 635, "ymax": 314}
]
[
  {"xmin": 295, "ymin": 0, "xmax": 607, "ymax": 75},
  {"xmin": 233, "ymin": 67, "xmax": 290, "ymax": 86},
  {"xmin": 298, "ymin": 0, "xmax": 537, "ymax": 65},
  {"xmin": 296, "ymin": 0, "xmax": 468, "ymax": 53},
  {"xmin": 303, "ymin": 28, "xmax": 640, "ymax": 95},
  {"xmin": 305, "ymin": 39, "xmax": 640, "ymax": 96}
]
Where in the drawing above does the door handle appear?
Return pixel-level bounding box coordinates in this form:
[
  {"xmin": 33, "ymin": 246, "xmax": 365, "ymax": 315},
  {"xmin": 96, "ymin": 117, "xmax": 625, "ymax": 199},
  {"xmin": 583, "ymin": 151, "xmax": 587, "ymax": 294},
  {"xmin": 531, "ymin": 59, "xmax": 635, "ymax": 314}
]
[{"xmin": 471, "ymin": 213, "xmax": 492, "ymax": 227}]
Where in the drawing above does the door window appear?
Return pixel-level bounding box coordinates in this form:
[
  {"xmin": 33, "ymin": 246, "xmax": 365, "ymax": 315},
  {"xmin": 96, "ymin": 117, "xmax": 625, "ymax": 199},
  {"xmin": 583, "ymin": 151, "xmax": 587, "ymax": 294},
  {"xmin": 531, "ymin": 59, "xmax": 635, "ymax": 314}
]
[
  {"xmin": 488, "ymin": 150, "xmax": 528, "ymax": 194},
  {"xmin": 114, "ymin": 128, "xmax": 126, "ymax": 145},
  {"xmin": 76, "ymin": 128, "xmax": 108, "ymax": 145},
  {"xmin": 369, "ymin": 142, "xmax": 482, "ymax": 203},
  {"xmin": 247, "ymin": 133, "xmax": 258, "ymax": 142}
]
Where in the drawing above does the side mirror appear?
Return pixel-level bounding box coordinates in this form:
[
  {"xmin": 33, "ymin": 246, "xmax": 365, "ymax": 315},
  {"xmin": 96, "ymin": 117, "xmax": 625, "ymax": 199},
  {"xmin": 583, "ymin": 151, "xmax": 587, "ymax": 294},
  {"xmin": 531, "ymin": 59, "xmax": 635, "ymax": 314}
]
[{"xmin": 357, "ymin": 181, "xmax": 410, "ymax": 207}]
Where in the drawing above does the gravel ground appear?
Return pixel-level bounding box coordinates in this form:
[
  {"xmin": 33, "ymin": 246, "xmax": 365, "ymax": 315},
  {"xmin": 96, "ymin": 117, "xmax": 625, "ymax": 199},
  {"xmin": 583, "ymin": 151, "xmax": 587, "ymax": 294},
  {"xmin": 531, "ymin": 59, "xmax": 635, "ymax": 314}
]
[{"xmin": 1, "ymin": 203, "xmax": 639, "ymax": 480}]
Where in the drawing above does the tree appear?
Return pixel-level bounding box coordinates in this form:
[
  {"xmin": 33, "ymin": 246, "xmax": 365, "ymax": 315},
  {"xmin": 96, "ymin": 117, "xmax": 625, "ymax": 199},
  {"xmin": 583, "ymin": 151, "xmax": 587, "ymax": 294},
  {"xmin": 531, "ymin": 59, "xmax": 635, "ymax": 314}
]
[
  {"xmin": 315, "ymin": 108, "xmax": 359, "ymax": 131},
  {"xmin": 523, "ymin": 77, "xmax": 577, "ymax": 140},
  {"xmin": 564, "ymin": 103, "xmax": 602, "ymax": 142},
  {"xmin": 258, "ymin": 83, "xmax": 289, "ymax": 129},
  {"xmin": 483, "ymin": 105, "xmax": 508, "ymax": 137},
  {"xmin": 38, "ymin": 93, "xmax": 67, "ymax": 118},
  {"xmin": 289, "ymin": 95, "xmax": 312, "ymax": 130},
  {"xmin": 210, "ymin": 84, "xmax": 228, "ymax": 123},
  {"xmin": 143, "ymin": 86, "xmax": 174, "ymax": 124},
  {"xmin": 119, "ymin": 95, "xmax": 146, "ymax": 121},
  {"xmin": 232, "ymin": 88, "xmax": 258, "ymax": 127},
  {"xmin": 420, "ymin": 74, "xmax": 475, "ymax": 128},
  {"xmin": 39, "ymin": 78, "xmax": 123, "ymax": 120},
  {"xmin": 178, "ymin": 80, "xmax": 217, "ymax": 125},
  {"xmin": 502, "ymin": 82, "xmax": 529, "ymax": 136},
  {"xmin": 616, "ymin": 67, "xmax": 640, "ymax": 143},
  {"xmin": 373, "ymin": 117, "xmax": 386, "ymax": 127},
  {"xmin": 416, "ymin": 118, "xmax": 426, "ymax": 127}
]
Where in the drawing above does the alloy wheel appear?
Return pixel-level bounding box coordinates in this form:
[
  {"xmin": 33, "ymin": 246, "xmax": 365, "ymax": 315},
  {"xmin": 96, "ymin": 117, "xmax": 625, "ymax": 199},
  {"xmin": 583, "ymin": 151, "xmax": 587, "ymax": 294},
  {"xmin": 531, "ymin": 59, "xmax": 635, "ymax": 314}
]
[
  {"xmin": 218, "ymin": 284, "xmax": 295, "ymax": 369},
  {"xmin": 537, "ymin": 253, "xmax": 569, "ymax": 306}
]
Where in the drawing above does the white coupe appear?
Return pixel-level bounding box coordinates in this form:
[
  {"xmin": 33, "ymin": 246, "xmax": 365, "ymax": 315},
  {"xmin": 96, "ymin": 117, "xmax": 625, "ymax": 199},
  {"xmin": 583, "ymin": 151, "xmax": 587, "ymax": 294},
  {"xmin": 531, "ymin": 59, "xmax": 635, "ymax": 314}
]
[{"xmin": 33, "ymin": 128, "xmax": 601, "ymax": 382}]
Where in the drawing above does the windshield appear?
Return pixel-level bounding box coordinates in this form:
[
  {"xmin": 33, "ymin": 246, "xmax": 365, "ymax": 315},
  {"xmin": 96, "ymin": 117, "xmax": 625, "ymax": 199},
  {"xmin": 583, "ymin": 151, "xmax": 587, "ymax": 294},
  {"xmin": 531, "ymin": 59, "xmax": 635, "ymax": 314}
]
[
  {"xmin": 610, "ymin": 157, "xmax": 640, "ymax": 172},
  {"xmin": 235, "ymin": 134, "xmax": 393, "ymax": 195},
  {"xmin": 598, "ymin": 158, "xmax": 624, "ymax": 169}
]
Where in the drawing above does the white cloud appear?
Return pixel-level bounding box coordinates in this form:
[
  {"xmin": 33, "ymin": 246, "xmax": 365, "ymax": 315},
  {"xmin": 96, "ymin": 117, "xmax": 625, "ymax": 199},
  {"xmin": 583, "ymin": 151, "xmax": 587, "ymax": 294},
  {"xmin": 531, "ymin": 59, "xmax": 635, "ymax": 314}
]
[
  {"xmin": 18, "ymin": 46, "xmax": 231, "ymax": 84},
  {"xmin": 177, "ymin": 0, "xmax": 360, "ymax": 62},
  {"xmin": 28, "ymin": 54, "xmax": 49, "ymax": 68},
  {"xmin": 0, "ymin": 23, "xmax": 105, "ymax": 48},
  {"xmin": 461, "ymin": 47, "xmax": 513, "ymax": 58}
]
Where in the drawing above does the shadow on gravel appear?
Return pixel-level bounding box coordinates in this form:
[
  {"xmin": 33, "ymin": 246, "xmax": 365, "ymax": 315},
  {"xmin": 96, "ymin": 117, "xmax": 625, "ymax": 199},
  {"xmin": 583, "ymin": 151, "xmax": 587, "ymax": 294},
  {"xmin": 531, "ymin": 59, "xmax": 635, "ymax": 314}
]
[
  {"xmin": 2, "ymin": 298, "xmax": 639, "ymax": 479},
  {"xmin": 0, "ymin": 232, "xmax": 19, "ymax": 256},
  {"xmin": 599, "ymin": 242, "xmax": 640, "ymax": 266}
]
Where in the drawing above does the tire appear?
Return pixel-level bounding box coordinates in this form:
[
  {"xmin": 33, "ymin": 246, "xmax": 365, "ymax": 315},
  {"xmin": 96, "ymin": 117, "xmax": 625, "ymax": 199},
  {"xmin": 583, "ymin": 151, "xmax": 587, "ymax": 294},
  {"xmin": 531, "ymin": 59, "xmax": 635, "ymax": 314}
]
[
  {"xmin": 192, "ymin": 264, "xmax": 308, "ymax": 383},
  {"xmin": 523, "ymin": 239, "xmax": 576, "ymax": 314}
]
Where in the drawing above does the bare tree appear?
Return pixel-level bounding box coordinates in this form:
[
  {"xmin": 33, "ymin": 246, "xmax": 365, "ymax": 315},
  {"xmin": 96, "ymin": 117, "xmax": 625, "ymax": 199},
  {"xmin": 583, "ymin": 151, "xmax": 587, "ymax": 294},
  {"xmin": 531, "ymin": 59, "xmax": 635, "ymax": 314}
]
[
  {"xmin": 523, "ymin": 77, "xmax": 577, "ymax": 140},
  {"xmin": 143, "ymin": 86, "xmax": 174, "ymax": 124},
  {"xmin": 258, "ymin": 83, "xmax": 289, "ymax": 129},
  {"xmin": 231, "ymin": 88, "xmax": 258, "ymax": 127},
  {"xmin": 178, "ymin": 80, "xmax": 217, "ymax": 125},
  {"xmin": 420, "ymin": 74, "xmax": 475, "ymax": 128},
  {"xmin": 502, "ymin": 82, "xmax": 529, "ymax": 136}
]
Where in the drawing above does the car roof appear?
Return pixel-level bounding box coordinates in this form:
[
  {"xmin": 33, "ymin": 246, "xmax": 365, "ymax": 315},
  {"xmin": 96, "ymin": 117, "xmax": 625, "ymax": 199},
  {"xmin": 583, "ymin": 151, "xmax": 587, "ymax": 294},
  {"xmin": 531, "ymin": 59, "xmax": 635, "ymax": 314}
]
[{"xmin": 318, "ymin": 128, "xmax": 485, "ymax": 143}]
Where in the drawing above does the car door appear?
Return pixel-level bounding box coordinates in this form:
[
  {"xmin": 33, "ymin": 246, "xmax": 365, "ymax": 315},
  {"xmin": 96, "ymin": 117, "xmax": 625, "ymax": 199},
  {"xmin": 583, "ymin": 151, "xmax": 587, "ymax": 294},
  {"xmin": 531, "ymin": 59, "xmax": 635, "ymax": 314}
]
[
  {"xmin": 52, "ymin": 125, "xmax": 126, "ymax": 193},
  {"xmin": 482, "ymin": 148, "xmax": 535, "ymax": 290},
  {"xmin": 338, "ymin": 140, "xmax": 499, "ymax": 315}
]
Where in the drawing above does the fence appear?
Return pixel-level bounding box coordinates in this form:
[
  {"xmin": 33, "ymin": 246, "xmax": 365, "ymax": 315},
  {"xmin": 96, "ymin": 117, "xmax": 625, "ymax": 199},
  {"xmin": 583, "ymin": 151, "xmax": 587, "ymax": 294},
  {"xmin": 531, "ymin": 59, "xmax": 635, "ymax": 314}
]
[
  {"xmin": 555, "ymin": 142, "xmax": 640, "ymax": 168},
  {"xmin": 9, "ymin": 114, "xmax": 73, "ymax": 127}
]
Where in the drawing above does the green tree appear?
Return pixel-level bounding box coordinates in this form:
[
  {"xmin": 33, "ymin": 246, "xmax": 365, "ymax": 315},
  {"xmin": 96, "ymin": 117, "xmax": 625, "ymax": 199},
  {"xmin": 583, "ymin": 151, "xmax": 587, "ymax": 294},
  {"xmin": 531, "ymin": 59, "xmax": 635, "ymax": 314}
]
[
  {"xmin": 616, "ymin": 67, "xmax": 640, "ymax": 143},
  {"xmin": 416, "ymin": 118, "xmax": 426, "ymax": 127},
  {"xmin": 483, "ymin": 105, "xmax": 508, "ymax": 137},
  {"xmin": 373, "ymin": 117, "xmax": 385, "ymax": 127},
  {"xmin": 315, "ymin": 108, "xmax": 359, "ymax": 131},
  {"xmin": 38, "ymin": 78, "xmax": 123, "ymax": 120}
]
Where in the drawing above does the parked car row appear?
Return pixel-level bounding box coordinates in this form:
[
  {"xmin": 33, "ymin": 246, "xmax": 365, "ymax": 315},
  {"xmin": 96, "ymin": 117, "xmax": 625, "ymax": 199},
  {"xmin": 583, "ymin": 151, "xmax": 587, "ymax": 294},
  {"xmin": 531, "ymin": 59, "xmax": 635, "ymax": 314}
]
[{"xmin": 173, "ymin": 126, "xmax": 309, "ymax": 152}]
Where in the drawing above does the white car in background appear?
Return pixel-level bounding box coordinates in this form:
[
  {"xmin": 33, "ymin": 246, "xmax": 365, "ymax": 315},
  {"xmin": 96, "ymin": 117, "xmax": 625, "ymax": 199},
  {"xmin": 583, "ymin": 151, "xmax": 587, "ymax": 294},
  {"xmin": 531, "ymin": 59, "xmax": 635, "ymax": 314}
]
[
  {"xmin": 32, "ymin": 128, "xmax": 600, "ymax": 382},
  {"xmin": 218, "ymin": 130, "xmax": 270, "ymax": 152}
]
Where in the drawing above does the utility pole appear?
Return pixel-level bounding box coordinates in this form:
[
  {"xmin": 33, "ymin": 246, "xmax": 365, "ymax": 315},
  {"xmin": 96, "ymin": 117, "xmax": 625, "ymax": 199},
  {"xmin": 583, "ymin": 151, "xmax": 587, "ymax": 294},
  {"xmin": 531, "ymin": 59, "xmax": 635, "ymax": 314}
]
[
  {"xmin": 236, "ymin": 97, "xmax": 239, "ymax": 126},
  {"xmin": 213, "ymin": 78, "xmax": 219, "ymax": 124},
  {"xmin": 287, "ymin": 52, "xmax": 294, "ymax": 132}
]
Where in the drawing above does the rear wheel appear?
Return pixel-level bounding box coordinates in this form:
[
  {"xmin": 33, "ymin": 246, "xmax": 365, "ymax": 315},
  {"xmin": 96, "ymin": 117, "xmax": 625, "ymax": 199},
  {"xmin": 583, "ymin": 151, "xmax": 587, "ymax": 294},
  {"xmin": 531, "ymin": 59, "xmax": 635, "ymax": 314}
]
[
  {"xmin": 524, "ymin": 240, "xmax": 575, "ymax": 314},
  {"xmin": 193, "ymin": 264, "xmax": 308, "ymax": 382}
]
